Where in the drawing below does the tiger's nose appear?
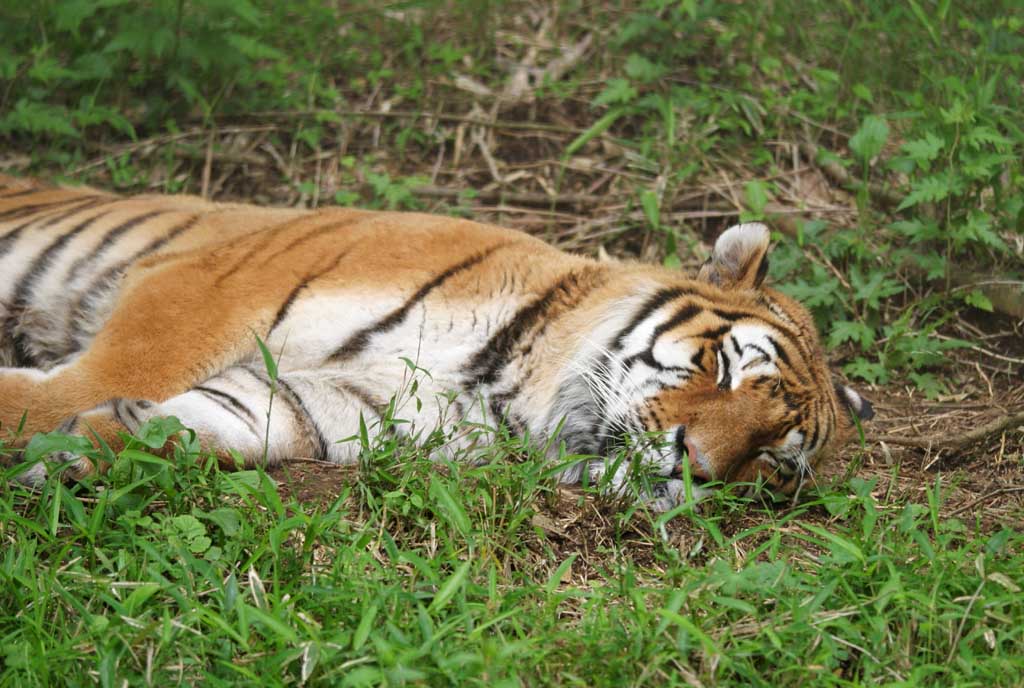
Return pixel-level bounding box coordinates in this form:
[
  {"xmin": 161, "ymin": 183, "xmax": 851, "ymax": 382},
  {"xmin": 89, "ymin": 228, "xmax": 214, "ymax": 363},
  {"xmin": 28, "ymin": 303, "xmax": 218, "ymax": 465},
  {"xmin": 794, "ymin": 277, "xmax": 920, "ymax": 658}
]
[{"xmin": 672, "ymin": 427, "xmax": 713, "ymax": 481}]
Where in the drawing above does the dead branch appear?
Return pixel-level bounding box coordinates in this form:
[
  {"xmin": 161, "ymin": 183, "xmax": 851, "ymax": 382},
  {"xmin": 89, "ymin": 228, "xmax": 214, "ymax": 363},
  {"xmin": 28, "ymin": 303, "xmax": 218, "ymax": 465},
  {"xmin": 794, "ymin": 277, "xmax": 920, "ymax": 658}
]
[
  {"xmin": 949, "ymin": 269, "xmax": 1024, "ymax": 320},
  {"xmin": 948, "ymin": 486, "xmax": 1024, "ymax": 518},
  {"xmin": 866, "ymin": 410, "xmax": 1024, "ymax": 451},
  {"xmin": 250, "ymin": 109, "xmax": 585, "ymax": 136},
  {"xmin": 411, "ymin": 183, "xmax": 624, "ymax": 207}
]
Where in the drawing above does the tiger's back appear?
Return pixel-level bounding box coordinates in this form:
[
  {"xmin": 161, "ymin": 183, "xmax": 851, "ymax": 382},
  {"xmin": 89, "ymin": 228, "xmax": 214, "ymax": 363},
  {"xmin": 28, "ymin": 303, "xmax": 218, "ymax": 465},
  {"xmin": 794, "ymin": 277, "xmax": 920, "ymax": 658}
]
[
  {"xmin": 0, "ymin": 176, "xmax": 306, "ymax": 367},
  {"xmin": 0, "ymin": 173, "xmax": 872, "ymax": 510}
]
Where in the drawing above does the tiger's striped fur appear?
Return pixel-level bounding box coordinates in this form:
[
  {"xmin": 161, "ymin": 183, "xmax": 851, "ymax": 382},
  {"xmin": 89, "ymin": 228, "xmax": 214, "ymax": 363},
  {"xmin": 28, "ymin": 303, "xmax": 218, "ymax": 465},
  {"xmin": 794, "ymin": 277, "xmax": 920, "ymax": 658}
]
[{"xmin": 0, "ymin": 174, "xmax": 871, "ymax": 510}]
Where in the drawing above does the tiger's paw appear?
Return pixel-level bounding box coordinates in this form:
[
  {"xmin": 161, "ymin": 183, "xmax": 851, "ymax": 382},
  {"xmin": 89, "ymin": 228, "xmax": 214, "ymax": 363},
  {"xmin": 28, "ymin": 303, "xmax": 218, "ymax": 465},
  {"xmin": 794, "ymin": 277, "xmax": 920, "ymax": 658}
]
[
  {"xmin": 646, "ymin": 479, "xmax": 715, "ymax": 513},
  {"xmin": 10, "ymin": 416, "xmax": 98, "ymax": 488},
  {"xmin": 14, "ymin": 451, "xmax": 96, "ymax": 487}
]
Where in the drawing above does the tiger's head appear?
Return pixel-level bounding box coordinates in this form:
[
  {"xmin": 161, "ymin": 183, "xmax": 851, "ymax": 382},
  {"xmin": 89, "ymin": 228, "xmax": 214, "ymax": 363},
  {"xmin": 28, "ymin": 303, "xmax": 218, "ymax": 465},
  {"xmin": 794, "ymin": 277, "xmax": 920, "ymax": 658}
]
[{"xmin": 588, "ymin": 222, "xmax": 873, "ymax": 505}]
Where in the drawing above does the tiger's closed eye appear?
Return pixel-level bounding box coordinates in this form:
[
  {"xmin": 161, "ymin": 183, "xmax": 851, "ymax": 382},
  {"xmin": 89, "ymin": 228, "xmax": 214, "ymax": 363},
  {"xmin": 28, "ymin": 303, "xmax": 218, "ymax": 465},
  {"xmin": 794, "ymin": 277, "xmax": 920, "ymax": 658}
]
[
  {"xmin": 741, "ymin": 352, "xmax": 771, "ymax": 370},
  {"xmin": 741, "ymin": 343, "xmax": 772, "ymax": 370}
]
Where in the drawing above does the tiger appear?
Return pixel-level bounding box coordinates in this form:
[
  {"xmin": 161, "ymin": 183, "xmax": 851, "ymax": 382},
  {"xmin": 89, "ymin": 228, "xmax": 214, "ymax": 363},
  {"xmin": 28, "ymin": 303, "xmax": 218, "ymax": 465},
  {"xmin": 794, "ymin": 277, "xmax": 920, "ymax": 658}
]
[{"xmin": 0, "ymin": 173, "xmax": 872, "ymax": 511}]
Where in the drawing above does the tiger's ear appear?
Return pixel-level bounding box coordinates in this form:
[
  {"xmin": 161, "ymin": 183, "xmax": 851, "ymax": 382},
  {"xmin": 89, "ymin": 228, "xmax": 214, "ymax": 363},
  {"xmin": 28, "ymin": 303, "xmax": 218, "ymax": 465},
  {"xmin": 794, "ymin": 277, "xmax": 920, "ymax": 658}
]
[
  {"xmin": 835, "ymin": 383, "xmax": 874, "ymax": 421},
  {"xmin": 698, "ymin": 223, "xmax": 771, "ymax": 290}
]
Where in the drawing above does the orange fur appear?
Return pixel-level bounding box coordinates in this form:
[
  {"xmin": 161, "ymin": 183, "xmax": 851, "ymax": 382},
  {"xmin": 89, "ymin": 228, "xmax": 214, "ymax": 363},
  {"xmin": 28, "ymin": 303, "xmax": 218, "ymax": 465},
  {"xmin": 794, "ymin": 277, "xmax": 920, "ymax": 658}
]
[{"xmin": 0, "ymin": 173, "xmax": 871, "ymax": 503}]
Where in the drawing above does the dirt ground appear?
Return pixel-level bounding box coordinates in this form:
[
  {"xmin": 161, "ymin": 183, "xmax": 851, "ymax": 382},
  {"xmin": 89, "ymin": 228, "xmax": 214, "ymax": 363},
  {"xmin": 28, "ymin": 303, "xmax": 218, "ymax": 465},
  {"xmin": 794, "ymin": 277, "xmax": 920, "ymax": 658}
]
[{"xmin": 12, "ymin": 100, "xmax": 1022, "ymax": 542}]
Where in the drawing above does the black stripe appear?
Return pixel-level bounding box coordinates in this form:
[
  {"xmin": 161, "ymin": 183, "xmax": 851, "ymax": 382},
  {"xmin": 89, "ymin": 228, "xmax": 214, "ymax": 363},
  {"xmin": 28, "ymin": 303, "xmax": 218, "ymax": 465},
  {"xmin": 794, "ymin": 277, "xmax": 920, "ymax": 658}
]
[
  {"xmin": 0, "ymin": 226, "xmax": 27, "ymax": 262},
  {"xmin": 4, "ymin": 210, "xmax": 110, "ymax": 367},
  {"xmin": 649, "ymin": 303, "xmax": 700, "ymax": 342},
  {"xmin": 690, "ymin": 348, "xmax": 706, "ymax": 372},
  {"xmin": 259, "ymin": 216, "xmax": 365, "ymax": 266},
  {"xmin": 0, "ymin": 188, "xmax": 45, "ymax": 200},
  {"xmin": 696, "ymin": 324, "xmax": 731, "ymax": 340},
  {"xmin": 717, "ymin": 347, "xmax": 732, "ymax": 390},
  {"xmin": 729, "ymin": 334, "xmax": 742, "ymax": 358},
  {"xmin": 0, "ymin": 196, "xmax": 99, "ymax": 222},
  {"xmin": 195, "ymin": 385, "xmax": 260, "ymax": 435},
  {"xmin": 466, "ymin": 266, "xmax": 607, "ymax": 386},
  {"xmin": 764, "ymin": 335, "xmax": 791, "ymax": 369},
  {"xmin": 214, "ymin": 216, "xmax": 315, "ymax": 286},
  {"xmin": 33, "ymin": 197, "xmax": 111, "ymax": 230},
  {"xmin": 611, "ymin": 287, "xmax": 688, "ymax": 350},
  {"xmin": 241, "ymin": 366, "xmax": 273, "ymax": 389},
  {"xmin": 72, "ymin": 215, "xmax": 199, "ymax": 313},
  {"xmin": 336, "ymin": 379, "xmax": 380, "ymax": 412},
  {"xmin": 275, "ymin": 376, "xmax": 330, "ymax": 460},
  {"xmin": 112, "ymin": 399, "xmax": 144, "ymax": 431},
  {"xmin": 620, "ymin": 349, "xmax": 665, "ymax": 371},
  {"xmin": 61, "ymin": 213, "xmax": 192, "ymax": 356},
  {"xmin": 64, "ymin": 210, "xmax": 168, "ymax": 283},
  {"xmin": 270, "ymin": 284, "xmax": 308, "ymax": 334},
  {"xmin": 335, "ymin": 380, "xmax": 393, "ymax": 434},
  {"xmin": 711, "ymin": 308, "xmax": 754, "ymax": 322},
  {"xmin": 330, "ymin": 243, "xmax": 510, "ymax": 362},
  {"xmin": 807, "ymin": 411, "xmax": 821, "ymax": 453},
  {"xmin": 0, "ymin": 198, "xmax": 108, "ymax": 261},
  {"xmin": 745, "ymin": 343, "xmax": 772, "ymax": 363},
  {"xmin": 488, "ymin": 388, "xmax": 527, "ymax": 434},
  {"xmin": 270, "ymin": 247, "xmax": 352, "ymax": 333},
  {"xmin": 112, "ymin": 400, "xmax": 132, "ymax": 429}
]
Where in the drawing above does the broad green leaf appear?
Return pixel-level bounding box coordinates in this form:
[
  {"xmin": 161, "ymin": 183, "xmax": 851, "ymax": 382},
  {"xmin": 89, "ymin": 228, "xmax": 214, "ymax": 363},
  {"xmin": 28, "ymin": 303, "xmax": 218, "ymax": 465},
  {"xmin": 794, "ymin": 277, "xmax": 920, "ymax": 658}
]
[
  {"xmin": 844, "ymin": 357, "xmax": 889, "ymax": 384},
  {"xmin": 851, "ymin": 83, "xmax": 872, "ymax": 101},
  {"xmin": 964, "ymin": 289, "xmax": 994, "ymax": 312},
  {"xmin": 849, "ymin": 115, "xmax": 889, "ymax": 162},
  {"xmin": 428, "ymin": 560, "xmax": 471, "ymax": 613},
  {"xmin": 24, "ymin": 432, "xmax": 95, "ymax": 464},
  {"xmin": 897, "ymin": 172, "xmax": 961, "ymax": 210},
  {"xmin": 134, "ymin": 415, "xmax": 186, "ymax": 449},
  {"xmin": 908, "ymin": 372, "xmax": 947, "ymax": 399},
  {"xmin": 639, "ymin": 189, "xmax": 660, "ymax": 229},
  {"xmin": 827, "ymin": 320, "xmax": 875, "ymax": 350},
  {"xmin": 744, "ymin": 180, "xmax": 769, "ymax": 218},
  {"xmin": 800, "ymin": 522, "xmax": 866, "ymax": 565},
  {"xmin": 545, "ymin": 554, "xmax": 577, "ymax": 594},
  {"xmin": 124, "ymin": 584, "xmax": 162, "ymax": 616},
  {"xmin": 964, "ymin": 126, "xmax": 1012, "ymax": 150},
  {"xmin": 254, "ymin": 332, "xmax": 278, "ymax": 381},
  {"xmin": 623, "ymin": 54, "xmax": 665, "ymax": 83},
  {"xmin": 352, "ymin": 602, "xmax": 378, "ymax": 650},
  {"xmin": 901, "ymin": 132, "xmax": 944, "ymax": 166},
  {"xmin": 593, "ymin": 77, "xmax": 637, "ymax": 107},
  {"xmin": 429, "ymin": 478, "xmax": 472, "ymax": 536},
  {"xmin": 203, "ymin": 507, "xmax": 242, "ymax": 537}
]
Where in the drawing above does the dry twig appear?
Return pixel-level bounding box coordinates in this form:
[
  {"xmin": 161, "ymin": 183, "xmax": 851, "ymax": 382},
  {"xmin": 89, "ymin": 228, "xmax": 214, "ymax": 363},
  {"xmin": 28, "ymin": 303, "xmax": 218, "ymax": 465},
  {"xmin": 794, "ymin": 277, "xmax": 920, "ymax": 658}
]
[{"xmin": 866, "ymin": 410, "xmax": 1024, "ymax": 451}]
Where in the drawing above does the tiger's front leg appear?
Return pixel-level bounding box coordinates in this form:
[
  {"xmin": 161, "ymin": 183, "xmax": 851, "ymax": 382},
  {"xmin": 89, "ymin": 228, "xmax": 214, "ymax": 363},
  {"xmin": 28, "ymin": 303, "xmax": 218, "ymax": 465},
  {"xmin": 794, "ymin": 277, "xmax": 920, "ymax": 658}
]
[{"xmin": 16, "ymin": 364, "xmax": 388, "ymax": 485}]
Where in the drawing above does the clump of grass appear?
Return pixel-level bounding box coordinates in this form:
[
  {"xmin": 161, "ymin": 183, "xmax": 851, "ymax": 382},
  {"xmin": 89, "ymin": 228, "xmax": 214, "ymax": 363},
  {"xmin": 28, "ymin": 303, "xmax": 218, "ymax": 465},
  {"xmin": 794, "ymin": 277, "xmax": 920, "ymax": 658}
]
[{"xmin": 0, "ymin": 417, "xmax": 1021, "ymax": 685}]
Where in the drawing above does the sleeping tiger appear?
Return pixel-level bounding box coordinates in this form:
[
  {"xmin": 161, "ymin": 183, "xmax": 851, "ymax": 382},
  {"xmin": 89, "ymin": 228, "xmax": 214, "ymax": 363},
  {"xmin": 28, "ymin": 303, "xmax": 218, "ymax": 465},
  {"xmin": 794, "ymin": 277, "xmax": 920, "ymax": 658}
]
[{"xmin": 0, "ymin": 173, "xmax": 872, "ymax": 510}]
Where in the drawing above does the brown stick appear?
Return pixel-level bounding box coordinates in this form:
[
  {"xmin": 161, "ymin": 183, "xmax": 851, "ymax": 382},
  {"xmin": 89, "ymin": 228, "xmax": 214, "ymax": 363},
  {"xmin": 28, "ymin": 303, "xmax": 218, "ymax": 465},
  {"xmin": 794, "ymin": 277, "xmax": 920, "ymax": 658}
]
[
  {"xmin": 948, "ymin": 486, "xmax": 1024, "ymax": 518},
  {"xmin": 250, "ymin": 109, "xmax": 586, "ymax": 136},
  {"xmin": 410, "ymin": 183, "xmax": 625, "ymax": 207},
  {"xmin": 948, "ymin": 270, "xmax": 1024, "ymax": 320},
  {"xmin": 866, "ymin": 410, "xmax": 1024, "ymax": 451}
]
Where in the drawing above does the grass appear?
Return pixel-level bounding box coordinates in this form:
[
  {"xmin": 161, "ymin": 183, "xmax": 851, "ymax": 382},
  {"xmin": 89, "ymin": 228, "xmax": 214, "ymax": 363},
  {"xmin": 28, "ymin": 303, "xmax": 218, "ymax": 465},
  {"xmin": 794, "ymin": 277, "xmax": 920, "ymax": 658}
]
[{"xmin": 0, "ymin": 417, "xmax": 1022, "ymax": 686}]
